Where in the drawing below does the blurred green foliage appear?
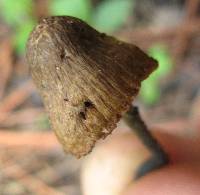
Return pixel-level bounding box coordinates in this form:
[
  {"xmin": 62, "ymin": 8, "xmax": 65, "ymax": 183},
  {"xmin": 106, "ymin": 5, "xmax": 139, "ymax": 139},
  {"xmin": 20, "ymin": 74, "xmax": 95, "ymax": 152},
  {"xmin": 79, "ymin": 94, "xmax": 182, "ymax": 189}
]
[
  {"xmin": 0, "ymin": 0, "xmax": 35, "ymax": 54},
  {"xmin": 93, "ymin": 0, "xmax": 133, "ymax": 33},
  {"xmin": 140, "ymin": 44, "xmax": 173, "ymax": 105},
  {"xmin": 14, "ymin": 20, "xmax": 36, "ymax": 54},
  {"xmin": 49, "ymin": 0, "xmax": 134, "ymax": 33},
  {"xmin": 0, "ymin": 0, "xmax": 33, "ymax": 26},
  {"xmin": 35, "ymin": 114, "xmax": 51, "ymax": 130},
  {"xmin": 0, "ymin": 0, "xmax": 134, "ymax": 55},
  {"xmin": 49, "ymin": 0, "xmax": 92, "ymax": 23}
]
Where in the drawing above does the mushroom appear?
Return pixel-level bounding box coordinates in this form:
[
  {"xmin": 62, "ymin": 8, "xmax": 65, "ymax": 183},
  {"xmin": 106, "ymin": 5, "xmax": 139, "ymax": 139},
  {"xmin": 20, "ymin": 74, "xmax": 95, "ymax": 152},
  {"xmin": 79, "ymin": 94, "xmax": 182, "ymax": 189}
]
[
  {"xmin": 26, "ymin": 16, "xmax": 158, "ymax": 158},
  {"xmin": 81, "ymin": 131, "xmax": 151, "ymax": 195}
]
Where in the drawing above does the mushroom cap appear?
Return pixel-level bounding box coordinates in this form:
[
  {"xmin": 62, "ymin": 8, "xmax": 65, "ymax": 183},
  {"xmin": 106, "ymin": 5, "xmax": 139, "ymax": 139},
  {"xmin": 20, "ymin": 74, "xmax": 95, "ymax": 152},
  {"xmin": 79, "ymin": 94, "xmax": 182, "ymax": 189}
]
[{"xmin": 26, "ymin": 16, "xmax": 158, "ymax": 157}]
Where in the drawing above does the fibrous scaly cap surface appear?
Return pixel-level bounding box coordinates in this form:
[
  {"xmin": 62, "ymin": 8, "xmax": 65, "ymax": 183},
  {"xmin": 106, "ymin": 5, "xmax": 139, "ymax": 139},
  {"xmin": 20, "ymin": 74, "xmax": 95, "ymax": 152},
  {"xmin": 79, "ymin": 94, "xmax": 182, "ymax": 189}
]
[{"xmin": 26, "ymin": 16, "xmax": 158, "ymax": 157}]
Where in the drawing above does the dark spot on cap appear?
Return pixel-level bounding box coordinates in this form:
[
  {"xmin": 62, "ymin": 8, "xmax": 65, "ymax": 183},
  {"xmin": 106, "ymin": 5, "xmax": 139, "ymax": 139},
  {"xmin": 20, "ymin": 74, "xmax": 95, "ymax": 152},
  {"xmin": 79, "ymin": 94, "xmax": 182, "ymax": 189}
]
[
  {"xmin": 84, "ymin": 100, "xmax": 93, "ymax": 108},
  {"xmin": 80, "ymin": 111, "xmax": 86, "ymax": 120}
]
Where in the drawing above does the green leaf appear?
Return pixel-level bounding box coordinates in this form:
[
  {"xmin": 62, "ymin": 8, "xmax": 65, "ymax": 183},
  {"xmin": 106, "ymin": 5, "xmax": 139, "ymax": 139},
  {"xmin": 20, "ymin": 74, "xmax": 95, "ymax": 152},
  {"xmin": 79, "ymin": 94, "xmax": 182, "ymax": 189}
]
[
  {"xmin": 0, "ymin": 0, "xmax": 33, "ymax": 26},
  {"xmin": 148, "ymin": 44, "xmax": 173, "ymax": 78},
  {"xmin": 140, "ymin": 79, "xmax": 160, "ymax": 105},
  {"xmin": 49, "ymin": 0, "xmax": 92, "ymax": 22},
  {"xmin": 140, "ymin": 44, "xmax": 173, "ymax": 105},
  {"xmin": 92, "ymin": 0, "xmax": 133, "ymax": 33},
  {"xmin": 14, "ymin": 20, "xmax": 35, "ymax": 54}
]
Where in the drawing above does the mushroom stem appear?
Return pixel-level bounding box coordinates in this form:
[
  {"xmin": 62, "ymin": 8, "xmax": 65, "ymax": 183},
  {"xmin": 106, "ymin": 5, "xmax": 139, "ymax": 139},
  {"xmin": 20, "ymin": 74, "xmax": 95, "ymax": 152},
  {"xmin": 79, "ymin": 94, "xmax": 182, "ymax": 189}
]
[{"xmin": 123, "ymin": 106, "xmax": 169, "ymax": 179}]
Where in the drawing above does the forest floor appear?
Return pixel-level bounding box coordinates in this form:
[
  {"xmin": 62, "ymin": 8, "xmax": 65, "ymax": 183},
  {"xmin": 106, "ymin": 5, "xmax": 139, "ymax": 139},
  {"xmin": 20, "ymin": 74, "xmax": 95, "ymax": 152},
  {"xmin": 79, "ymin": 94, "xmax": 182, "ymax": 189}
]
[{"xmin": 0, "ymin": 0, "xmax": 200, "ymax": 194}]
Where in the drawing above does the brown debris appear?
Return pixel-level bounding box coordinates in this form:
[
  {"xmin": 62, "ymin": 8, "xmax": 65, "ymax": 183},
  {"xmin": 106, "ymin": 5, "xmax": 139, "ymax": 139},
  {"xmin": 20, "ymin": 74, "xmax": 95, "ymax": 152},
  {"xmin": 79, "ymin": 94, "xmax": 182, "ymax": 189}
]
[
  {"xmin": 118, "ymin": 19, "xmax": 200, "ymax": 52},
  {"xmin": 2, "ymin": 162, "xmax": 63, "ymax": 195},
  {"xmin": 173, "ymin": 0, "xmax": 200, "ymax": 66},
  {"xmin": 26, "ymin": 16, "xmax": 157, "ymax": 157},
  {"xmin": 0, "ymin": 131, "xmax": 58, "ymax": 150},
  {"xmin": 0, "ymin": 38, "xmax": 13, "ymax": 98},
  {"xmin": 0, "ymin": 81, "xmax": 35, "ymax": 122}
]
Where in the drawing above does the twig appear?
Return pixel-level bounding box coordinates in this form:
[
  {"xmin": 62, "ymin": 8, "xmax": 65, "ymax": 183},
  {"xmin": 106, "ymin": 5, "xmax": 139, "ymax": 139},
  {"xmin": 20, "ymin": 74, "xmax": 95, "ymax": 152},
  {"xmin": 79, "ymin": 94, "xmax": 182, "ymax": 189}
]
[
  {"xmin": 118, "ymin": 19, "xmax": 200, "ymax": 50},
  {"xmin": 0, "ymin": 38, "xmax": 13, "ymax": 98},
  {"xmin": 0, "ymin": 131, "xmax": 58, "ymax": 150},
  {"xmin": 123, "ymin": 106, "xmax": 169, "ymax": 179},
  {"xmin": 0, "ymin": 108, "xmax": 44, "ymax": 127},
  {"xmin": 186, "ymin": 0, "xmax": 200, "ymax": 19},
  {"xmin": 0, "ymin": 81, "xmax": 35, "ymax": 122},
  {"xmin": 173, "ymin": 0, "xmax": 200, "ymax": 66}
]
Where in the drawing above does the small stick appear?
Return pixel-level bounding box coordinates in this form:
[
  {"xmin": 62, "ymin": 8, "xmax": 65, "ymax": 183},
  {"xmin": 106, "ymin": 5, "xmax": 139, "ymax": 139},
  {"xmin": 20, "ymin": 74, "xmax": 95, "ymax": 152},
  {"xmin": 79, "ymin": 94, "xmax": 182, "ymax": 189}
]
[{"xmin": 123, "ymin": 106, "xmax": 169, "ymax": 179}]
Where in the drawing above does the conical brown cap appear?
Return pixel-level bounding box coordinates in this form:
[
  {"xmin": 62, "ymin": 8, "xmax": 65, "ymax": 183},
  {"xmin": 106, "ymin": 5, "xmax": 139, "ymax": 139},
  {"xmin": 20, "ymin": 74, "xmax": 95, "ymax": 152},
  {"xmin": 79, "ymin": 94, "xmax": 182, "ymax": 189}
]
[{"xmin": 26, "ymin": 16, "xmax": 158, "ymax": 157}]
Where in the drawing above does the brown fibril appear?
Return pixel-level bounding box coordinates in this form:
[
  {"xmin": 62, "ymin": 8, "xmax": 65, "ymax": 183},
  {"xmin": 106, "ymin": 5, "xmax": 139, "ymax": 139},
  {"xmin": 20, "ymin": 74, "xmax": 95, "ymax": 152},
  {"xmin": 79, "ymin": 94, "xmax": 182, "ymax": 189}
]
[{"xmin": 26, "ymin": 16, "xmax": 158, "ymax": 158}]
